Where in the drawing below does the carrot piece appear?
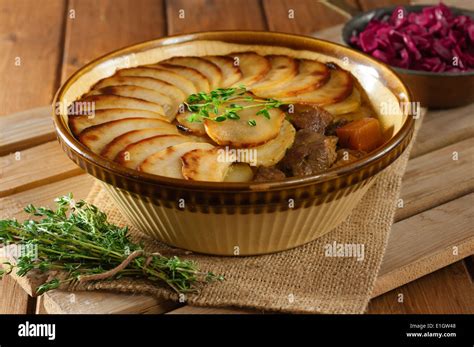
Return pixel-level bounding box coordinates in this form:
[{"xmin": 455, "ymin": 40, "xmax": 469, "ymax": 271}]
[{"xmin": 336, "ymin": 117, "xmax": 383, "ymax": 152}]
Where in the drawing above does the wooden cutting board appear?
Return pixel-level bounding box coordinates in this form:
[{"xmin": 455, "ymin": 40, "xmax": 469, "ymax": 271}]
[{"xmin": 1, "ymin": 25, "xmax": 473, "ymax": 314}]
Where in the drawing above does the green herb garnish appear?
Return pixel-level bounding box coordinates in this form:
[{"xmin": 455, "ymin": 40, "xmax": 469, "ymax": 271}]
[
  {"xmin": 0, "ymin": 194, "xmax": 223, "ymax": 295},
  {"xmin": 184, "ymin": 86, "xmax": 286, "ymax": 125}
]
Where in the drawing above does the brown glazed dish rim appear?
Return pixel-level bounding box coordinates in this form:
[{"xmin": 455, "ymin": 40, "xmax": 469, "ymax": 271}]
[{"xmin": 53, "ymin": 30, "xmax": 415, "ymax": 193}]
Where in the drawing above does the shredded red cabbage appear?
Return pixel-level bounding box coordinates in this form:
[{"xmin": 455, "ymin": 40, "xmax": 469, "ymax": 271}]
[{"xmin": 350, "ymin": 3, "xmax": 474, "ymax": 72}]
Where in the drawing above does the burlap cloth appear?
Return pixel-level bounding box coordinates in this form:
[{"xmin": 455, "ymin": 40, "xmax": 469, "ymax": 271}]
[{"xmin": 58, "ymin": 113, "xmax": 421, "ymax": 315}]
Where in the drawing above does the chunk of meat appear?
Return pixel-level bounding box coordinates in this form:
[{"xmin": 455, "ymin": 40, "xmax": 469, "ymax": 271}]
[
  {"xmin": 279, "ymin": 130, "xmax": 338, "ymax": 176},
  {"xmin": 287, "ymin": 104, "xmax": 333, "ymax": 134},
  {"xmin": 253, "ymin": 166, "xmax": 286, "ymax": 181},
  {"xmin": 332, "ymin": 149, "xmax": 366, "ymax": 168}
]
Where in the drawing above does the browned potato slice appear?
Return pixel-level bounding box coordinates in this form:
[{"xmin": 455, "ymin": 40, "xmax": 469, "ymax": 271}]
[
  {"xmin": 223, "ymin": 163, "xmax": 254, "ymax": 182},
  {"xmin": 138, "ymin": 142, "xmax": 214, "ymax": 179},
  {"xmin": 116, "ymin": 67, "xmax": 196, "ymax": 95},
  {"xmin": 202, "ymin": 56, "xmax": 242, "ymax": 87},
  {"xmin": 79, "ymin": 118, "xmax": 171, "ymax": 154},
  {"xmin": 228, "ymin": 52, "xmax": 270, "ymax": 86},
  {"xmin": 176, "ymin": 112, "xmax": 206, "ymax": 136},
  {"xmin": 322, "ymin": 87, "xmax": 360, "ymax": 115},
  {"xmin": 204, "ymin": 106, "xmax": 285, "ymax": 147},
  {"xmin": 250, "ymin": 55, "xmax": 298, "ymax": 92},
  {"xmin": 74, "ymin": 94, "xmax": 165, "ymax": 116},
  {"xmin": 182, "ymin": 147, "xmax": 232, "ymax": 182},
  {"xmin": 149, "ymin": 63, "xmax": 210, "ymax": 92},
  {"xmin": 92, "ymin": 76, "xmax": 185, "ymax": 113},
  {"xmin": 246, "ymin": 120, "xmax": 295, "ymax": 167},
  {"xmin": 100, "ymin": 126, "xmax": 179, "ymax": 160},
  {"xmin": 115, "ymin": 134, "xmax": 191, "ymax": 169},
  {"xmin": 86, "ymin": 85, "xmax": 177, "ymax": 119},
  {"xmin": 162, "ymin": 57, "xmax": 222, "ymax": 89},
  {"xmin": 280, "ymin": 69, "xmax": 353, "ymax": 105},
  {"xmin": 69, "ymin": 109, "xmax": 168, "ymax": 135},
  {"xmin": 252, "ymin": 59, "xmax": 329, "ymax": 98}
]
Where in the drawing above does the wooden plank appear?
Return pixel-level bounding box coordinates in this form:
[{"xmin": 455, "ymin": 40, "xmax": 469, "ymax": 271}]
[
  {"xmin": 61, "ymin": 0, "xmax": 166, "ymax": 81},
  {"xmin": 0, "ymin": 106, "xmax": 54, "ymax": 156},
  {"xmin": 43, "ymin": 291, "xmax": 179, "ymax": 314},
  {"xmin": 358, "ymin": 0, "xmax": 410, "ymax": 11},
  {"xmin": 0, "ymin": 0, "xmax": 66, "ymax": 116},
  {"xmin": 395, "ymin": 138, "xmax": 474, "ymax": 221},
  {"xmin": 262, "ymin": 0, "xmax": 348, "ymax": 34},
  {"xmin": 0, "ymin": 141, "xmax": 83, "ymax": 197},
  {"xmin": 368, "ymin": 261, "xmax": 474, "ymax": 313},
  {"xmin": 166, "ymin": 0, "xmax": 267, "ymax": 35},
  {"xmin": 374, "ymin": 193, "xmax": 474, "ymax": 297},
  {"xmin": 410, "ymin": 104, "xmax": 474, "ymax": 158},
  {"xmin": 0, "ymin": 274, "xmax": 36, "ymax": 314}
]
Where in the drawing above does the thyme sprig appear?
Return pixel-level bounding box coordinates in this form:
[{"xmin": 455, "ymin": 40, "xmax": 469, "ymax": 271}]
[
  {"xmin": 0, "ymin": 194, "xmax": 223, "ymax": 295},
  {"xmin": 183, "ymin": 86, "xmax": 286, "ymax": 127}
]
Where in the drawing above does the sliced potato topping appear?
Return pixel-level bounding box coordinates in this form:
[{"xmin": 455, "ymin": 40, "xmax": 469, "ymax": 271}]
[
  {"xmin": 150, "ymin": 63, "xmax": 210, "ymax": 92},
  {"xmin": 92, "ymin": 75, "xmax": 185, "ymax": 116},
  {"xmin": 69, "ymin": 109, "xmax": 168, "ymax": 136},
  {"xmin": 176, "ymin": 111, "xmax": 206, "ymax": 136},
  {"xmin": 280, "ymin": 69, "xmax": 353, "ymax": 105},
  {"xmin": 228, "ymin": 52, "xmax": 271, "ymax": 86},
  {"xmin": 100, "ymin": 126, "xmax": 179, "ymax": 160},
  {"xmin": 162, "ymin": 57, "xmax": 222, "ymax": 89},
  {"xmin": 243, "ymin": 120, "xmax": 296, "ymax": 167},
  {"xmin": 203, "ymin": 56, "xmax": 242, "ymax": 87},
  {"xmin": 252, "ymin": 59, "xmax": 329, "ymax": 98},
  {"xmin": 223, "ymin": 163, "xmax": 254, "ymax": 182},
  {"xmin": 204, "ymin": 106, "xmax": 285, "ymax": 147},
  {"xmin": 251, "ymin": 55, "xmax": 298, "ymax": 92},
  {"xmin": 182, "ymin": 147, "xmax": 232, "ymax": 182},
  {"xmin": 138, "ymin": 142, "xmax": 214, "ymax": 179},
  {"xmin": 115, "ymin": 134, "xmax": 191, "ymax": 169},
  {"xmin": 86, "ymin": 85, "xmax": 177, "ymax": 119},
  {"xmin": 116, "ymin": 67, "xmax": 197, "ymax": 95},
  {"xmin": 79, "ymin": 118, "xmax": 172, "ymax": 155},
  {"xmin": 322, "ymin": 87, "xmax": 361, "ymax": 115},
  {"xmin": 76, "ymin": 94, "xmax": 165, "ymax": 115}
]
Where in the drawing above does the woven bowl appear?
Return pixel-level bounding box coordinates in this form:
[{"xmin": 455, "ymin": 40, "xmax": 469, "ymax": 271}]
[{"xmin": 53, "ymin": 31, "xmax": 415, "ymax": 255}]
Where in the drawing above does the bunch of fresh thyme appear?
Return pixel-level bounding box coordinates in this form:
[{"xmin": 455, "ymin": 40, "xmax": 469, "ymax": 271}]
[
  {"xmin": 0, "ymin": 194, "xmax": 223, "ymax": 295},
  {"xmin": 184, "ymin": 86, "xmax": 286, "ymax": 127}
]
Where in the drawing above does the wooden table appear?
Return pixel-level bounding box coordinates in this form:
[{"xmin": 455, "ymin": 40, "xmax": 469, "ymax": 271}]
[{"xmin": 1, "ymin": 0, "xmax": 473, "ymax": 314}]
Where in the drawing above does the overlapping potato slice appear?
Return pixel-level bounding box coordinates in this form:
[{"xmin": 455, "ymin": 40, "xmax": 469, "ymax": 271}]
[
  {"xmin": 228, "ymin": 52, "xmax": 271, "ymax": 86},
  {"xmin": 223, "ymin": 163, "xmax": 254, "ymax": 182},
  {"xmin": 116, "ymin": 67, "xmax": 196, "ymax": 95},
  {"xmin": 100, "ymin": 125, "xmax": 179, "ymax": 160},
  {"xmin": 92, "ymin": 76, "xmax": 184, "ymax": 117},
  {"xmin": 239, "ymin": 120, "xmax": 295, "ymax": 167},
  {"xmin": 86, "ymin": 85, "xmax": 177, "ymax": 119},
  {"xmin": 280, "ymin": 69, "xmax": 353, "ymax": 105},
  {"xmin": 252, "ymin": 59, "xmax": 329, "ymax": 98},
  {"xmin": 79, "ymin": 118, "xmax": 171, "ymax": 154},
  {"xmin": 204, "ymin": 106, "xmax": 285, "ymax": 147},
  {"xmin": 75, "ymin": 94, "xmax": 165, "ymax": 116},
  {"xmin": 322, "ymin": 87, "xmax": 361, "ymax": 115},
  {"xmin": 150, "ymin": 63, "xmax": 210, "ymax": 92},
  {"xmin": 176, "ymin": 112, "xmax": 206, "ymax": 136},
  {"xmin": 69, "ymin": 109, "xmax": 168, "ymax": 135},
  {"xmin": 162, "ymin": 57, "xmax": 222, "ymax": 89},
  {"xmin": 115, "ymin": 134, "xmax": 191, "ymax": 169},
  {"xmin": 202, "ymin": 56, "xmax": 242, "ymax": 87},
  {"xmin": 250, "ymin": 55, "xmax": 298, "ymax": 92},
  {"xmin": 138, "ymin": 142, "xmax": 214, "ymax": 179},
  {"xmin": 182, "ymin": 147, "xmax": 232, "ymax": 182}
]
